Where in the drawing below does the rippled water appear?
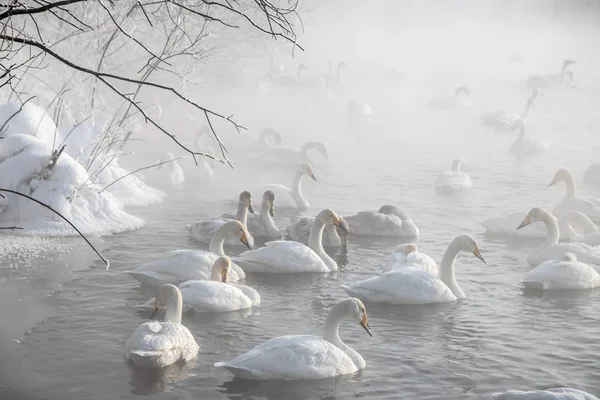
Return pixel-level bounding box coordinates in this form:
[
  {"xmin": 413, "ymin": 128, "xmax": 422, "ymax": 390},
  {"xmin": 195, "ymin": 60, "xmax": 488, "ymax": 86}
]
[{"xmin": 4, "ymin": 15, "xmax": 600, "ymax": 400}]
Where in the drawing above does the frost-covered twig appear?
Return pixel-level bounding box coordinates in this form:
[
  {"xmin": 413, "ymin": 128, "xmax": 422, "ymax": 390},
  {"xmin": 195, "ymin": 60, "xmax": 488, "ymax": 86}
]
[
  {"xmin": 0, "ymin": 95, "xmax": 36, "ymax": 137},
  {"xmin": 0, "ymin": 226, "xmax": 24, "ymax": 230},
  {"xmin": 98, "ymin": 157, "xmax": 180, "ymax": 194}
]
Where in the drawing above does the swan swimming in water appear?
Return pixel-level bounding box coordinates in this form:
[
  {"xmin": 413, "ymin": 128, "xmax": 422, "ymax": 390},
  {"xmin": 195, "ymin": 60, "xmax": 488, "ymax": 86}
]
[
  {"xmin": 342, "ymin": 205, "xmax": 419, "ymax": 237},
  {"xmin": 186, "ymin": 191, "xmax": 255, "ymax": 247},
  {"xmin": 214, "ymin": 297, "xmax": 372, "ymax": 380},
  {"xmin": 125, "ymin": 284, "xmax": 199, "ymax": 369},
  {"xmin": 382, "ymin": 243, "xmax": 438, "ymax": 276},
  {"xmin": 128, "ymin": 220, "xmax": 252, "ymax": 286},
  {"xmin": 548, "ymin": 168, "xmax": 600, "ymax": 223},
  {"xmin": 246, "ymin": 140, "xmax": 329, "ymax": 168},
  {"xmin": 508, "ymin": 119, "xmax": 550, "ymax": 159},
  {"xmin": 250, "ymin": 162, "xmax": 318, "ymax": 209},
  {"xmin": 155, "ymin": 152, "xmax": 185, "ymax": 185},
  {"xmin": 227, "ymin": 190, "xmax": 282, "ymax": 241},
  {"xmin": 285, "ymin": 215, "xmax": 349, "ymax": 247},
  {"xmin": 341, "ymin": 234, "xmax": 485, "ymax": 304},
  {"xmin": 492, "ymin": 387, "xmax": 599, "ymax": 400},
  {"xmin": 233, "ymin": 208, "xmax": 347, "ymax": 273},
  {"xmin": 516, "ymin": 207, "xmax": 600, "ymax": 266},
  {"xmin": 481, "ymin": 88, "xmax": 540, "ymax": 133},
  {"xmin": 428, "ymin": 86, "xmax": 469, "ymax": 110},
  {"xmin": 525, "ymin": 59, "xmax": 576, "ymax": 90},
  {"xmin": 583, "ymin": 163, "xmax": 600, "ymax": 190},
  {"xmin": 521, "ymin": 253, "xmax": 600, "ymax": 291},
  {"xmin": 436, "ymin": 159, "xmax": 472, "ymax": 192}
]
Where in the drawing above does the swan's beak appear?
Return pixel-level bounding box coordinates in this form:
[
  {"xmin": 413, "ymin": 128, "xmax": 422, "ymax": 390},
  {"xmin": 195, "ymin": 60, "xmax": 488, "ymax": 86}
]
[
  {"xmin": 517, "ymin": 215, "xmax": 531, "ymax": 230},
  {"xmin": 548, "ymin": 179, "xmax": 557, "ymax": 187},
  {"xmin": 240, "ymin": 231, "xmax": 252, "ymax": 250},
  {"xmin": 309, "ymin": 171, "xmax": 317, "ymax": 181},
  {"xmin": 473, "ymin": 245, "xmax": 486, "ymax": 264},
  {"xmin": 269, "ymin": 202, "xmax": 275, "ymax": 217},
  {"xmin": 149, "ymin": 303, "xmax": 160, "ymax": 319},
  {"xmin": 360, "ymin": 313, "xmax": 373, "ymax": 337},
  {"xmin": 248, "ymin": 203, "xmax": 255, "ymax": 214},
  {"xmin": 333, "ymin": 216, "xmax": 347, "ymax": 232},
  {"xmin": 221, "ymin": 269, "xmax": 228, "ymax": 283}
]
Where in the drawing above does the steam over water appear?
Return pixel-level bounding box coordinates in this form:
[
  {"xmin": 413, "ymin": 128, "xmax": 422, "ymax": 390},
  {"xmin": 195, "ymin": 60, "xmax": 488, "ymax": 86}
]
[{"xmin": 2, "ymin": 1, "xmax": 600, "ymax": 399}]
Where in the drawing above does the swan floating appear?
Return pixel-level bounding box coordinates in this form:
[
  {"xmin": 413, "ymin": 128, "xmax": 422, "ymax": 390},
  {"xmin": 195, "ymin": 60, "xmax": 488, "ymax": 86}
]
[
  {"xmin": 250, "ymin": 162, "xmax": 318, "ymax": 209},
  {"xmin": 492, "ymin": 387, "xmax": 599, "ymax": 400},
  {"xmin": 186, "ymin": 191, "xmax": 255, "ymax": 247},
  {"xmin": 285, "ymin": 215, "xmax": 349, "ymax": 247},
  {"xmin": 509, "ymin": 119, "xmax": 549, "ymax": 159},
  {"xmin": 549, "ymin": 168, "xmax": 600, "ymax": 223},
  {"xmin": 324, "ymin": 61, "xmax": 347, "ymax": 93},
  {"xmin": 155, "ymin": 152, "xmax": 185, "ymax": 185},
  {"xmin": 341, "ymin": 234, "xmax": 485, "ymax": 304},
  {"xmin": 214, "ymin": 297, "xmax": 371, "ymax": 380},
  {"xmin": 516, "ymin": 207, "xmax": 600, "ymax": 266},
  {"xmin": 246, "ymin": 141, "xmax": 328, "ymax": 167},
  {"xmin": 481, "ymin": 89, "xmax": 540, "ymax": 133},
  {"xmin": 428, "ymin": 86, "xmax": 469, "ymax": 110},
  {"xmin": 125, "ymin": 284, "xmax": 199, "ymax": 369},
  {"xmin": 436, "ymin": 160, "xmax": 472, "ymax": 192},
  {"xmin": 583, "ymin": 163, "xmax": 600, "ymax": 190},
  {"xmin": 521, "ymin": 253, "xmax": 600, "ymax": 291},
  {"xmin": 128, "ymin": 220, "xmax": 252, "ymax": 286},
  {"xmin": 525, "ymin": 59, "xmax": 576, "ymax": 90},
  {"xmin": 233, "ymin": 208, "xmax": 347, "ymax": 273},
  {"xmin": 343, "ymin": 205, "xmax": 419, "ymax": 237},
  {"xmin": 263, "ymin": 64, "xmax": 310, "ymax": 87},
  {"xmin": 232, "ymin": 190, "xmax": 282, "ymax": 240},
  {"xmin": 382, "ymin": 243, "xmax": 438, "ymax": 276},
  {"xmin": 136, "ymin": 256, "xmax": 261, "ymax": 313}
]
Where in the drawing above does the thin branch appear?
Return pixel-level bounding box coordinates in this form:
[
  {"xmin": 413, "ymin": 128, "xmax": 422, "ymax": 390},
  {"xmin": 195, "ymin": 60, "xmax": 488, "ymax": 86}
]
[{"xmin": 98, "ymin": 157, "xmax": 179, "ymax": 193}]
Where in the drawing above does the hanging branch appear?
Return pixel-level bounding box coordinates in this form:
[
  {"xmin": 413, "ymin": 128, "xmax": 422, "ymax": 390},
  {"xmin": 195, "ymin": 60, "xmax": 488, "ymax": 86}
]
[{"xmin": 98, "ymin": 157, "xmax": 180, "ymax": 193}]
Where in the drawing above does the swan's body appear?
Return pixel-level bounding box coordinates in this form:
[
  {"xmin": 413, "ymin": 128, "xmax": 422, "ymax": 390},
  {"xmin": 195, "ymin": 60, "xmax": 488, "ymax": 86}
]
[
  {"xmin": 549, "ymin": 168, "xmax": 600, "ymax": 223},
  {"xmin": 428, "ymin": 86, "xmax": 469, "ymax": 110},
  {"xmin": 584, "ymin": 163, "xmax": 600, "ymax": 190},
  {"xmin": 247, "ymin": 141, "xmax": 328, "ymax": 167},
  {"xmin": 324, "ymin": 61, "xmax": 347, "ymax": 93},
  {"xmin": 525, "ymin": 59, "xmax": 576, "ymax": 90},
  {"xmin": 436, "ymin": 159, "xmax": 472, "ymax": 192},
  {"xmin": 233, "ymin": 208, "xmax": 347, "ymax": 273},
  {"xmin": 341, "ymin": 234, "xmax": 485, "ymax": 304},
  {"xmin": 250, "ymin": 162, "xmax": 317, "ymax": 209},
  {"xmin": 481, "ymin": 89, "xmax": 539, "ymax": 133},
  {"xmin": 509, "ymin": 119, "xmax": 549, "ymax": 158},
  {"xmin": 264, "ymin": 64, "xmax": 310, "ymax": 87},
  {"xmin": 214, "ymin": 298, "xmax": 372, "ymax": 380},
  {"xmin": 186, "ymin": 191, "xmax": 255, "ymax": 247},
  {"xmin": 155, "ymin": 152, "xmax": 185, "ymax": 185},
  {"xmin": 382, "ymin": 244, "xmax": 438, "ymax": 276},
  {"xmin": 284, "ymin": 215, "xmax": 349, "ymax": 247},
  {"xmin": 493, "ymin": 388, "xmax": 599, "ymax": 400},
  {"xmin": 226, "ymin": 190, "xmax": 282, "ymax": 240},
  {"xmin": 521, "ymin": 253, "xmax": 600, "ymax": 291},
  {"xmin": 343, "ymin": 205, "xmax": 419, "ymax": 237},
  {"xmin": 517, "ymin": 207, "xmax": 600, "ymax": 266},
  {"xmin": 125, "ymin": 284, "xmax": 199, "ymax": 369},
  {"xmin": 128, "ymin": 220, "xmax": 252, "ymax": 286}
]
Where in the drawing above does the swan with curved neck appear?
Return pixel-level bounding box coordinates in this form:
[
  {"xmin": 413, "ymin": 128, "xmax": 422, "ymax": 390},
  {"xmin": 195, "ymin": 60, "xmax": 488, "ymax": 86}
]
[
  {"xmin": 516, "ymin": 207, "xmax": 600, "ymax": 265},
  {"xmin": 233, "ymin": 208, "xmax": 347, "ymax": 273},
  {"xmin": 284, "ymin": 215, "xmax": 349, "ymax": 247},
  {"xmin": 548, "ymin": 168, "xmax": 600, "ymax": 222},
  {"xmin": 128, "ymin": 220, "xmax": 252, "ymax": 286},
  {"xmin": 509, "ymin": 119, "xmax": 549, "ymax": 158},
  {"xmin": 214, "ymin": 297, "xmax": 371, "ymax": 380},
  {"xmin": 245, "ymin": 190, "xmax": 282, "ymax": 240},
  {"xmin": 246, "ymin": 141, "xmax": 328, "ymax": 168},
  {"xmin": 343, "ymin": 204, "xmax": 419, "ymax": 237},
  {"xmin": 436, "ymin": 160, "xmax": 472, "ymax": 192},
  {"xmin": 252, "ymin": 162, "xmax": 318, "ymax": 209},
  {"xmin": 125, "ymin": 284, "xmax": 199, "ymax": 368},
  {"xmin": 341, "ymin": 234, "xmax": 485, "ymax": 304},
  {"xmin": 482, "ymin": 88, "xmax": 541, "ymax": 132},
  {"xmin": 429, "ymin": 86, "xmax": 469, "ymax": 110},
  {"xmin": 264, "ymin": 64, "xmax": 310, "ymax": 87},
  {"xmin": 258, "ymin": 128, "xmax": 282, "ymax": 148},
  {"xmin": 525, "ymin": 59, "xmax": 576, "ymax": 90}
]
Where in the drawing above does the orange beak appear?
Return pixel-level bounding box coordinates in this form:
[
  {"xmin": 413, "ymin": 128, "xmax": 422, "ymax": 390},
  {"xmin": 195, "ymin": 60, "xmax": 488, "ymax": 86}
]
[{"xmin": 360, "ymin": 312, "xmax": 372, "ymax": 337}]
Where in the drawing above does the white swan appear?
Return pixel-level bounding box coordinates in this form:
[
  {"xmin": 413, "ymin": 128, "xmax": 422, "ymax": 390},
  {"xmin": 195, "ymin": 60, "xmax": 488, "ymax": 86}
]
[
  {"xmin": 341, "ymin": 234, "xmax": 485, "ymax": 304},
  {"xmin": 125, "ymin": 284, "xmax": 199, "ymax": 369},
  {"xmin": 492, "ymin": 388, "xmax": 599, "ymax": 400},
  {"xmin": 435, "ymin": 160, "xmax": 472, "ymax": 192},
  {"xmin": 246, "ymin": 141, "xmax": 328, "ymax": 167},
  {"xmin": 525, "ymin": 59, "xmax": 576, "ymax": 90},
  {"xmin": 516, "ymin": 207, "xmax": 600, "ymax": 266},
  {"xmin": 428, "ymin": 86, "xmax": 469, "ymax": 110},
  {"xmin": 233, "ymin": 208, "xmax": 347, "ymax": 273},
  {"xmin": 549, "ymin": 168, "xmax": 600, "ymax": 223},
  {"xmin": 186, "ymin": 191, "xmax": 255, "ymax": 247},
  {"xmin": 343, "ymin": 205, "xmax": 419, "ymax": 237},
  {"xmin": 128, "ymin": 220, "xmax": 252, "ymax": 286},
  {"xmin": 214, "ymin": 297, "xmax": 372, "ymax": 380},
  {"xmin": 382, "ymin": 243, "xmax": 438, "ymax": 276},
  {"xmin": 155, "ymin": 152, "xmax": 185, "ymax": 185},
  {"xmin": 584, "ymin": 163, "xmax": 600, "ymax": 190},
  {"xmin": 263, "ymin": 64, "xmax": 310, "ymax": 87},
  {"xmin": 136, "ymin": 257, "xmax": 260, "ymax": 313},
  {"xmin": 284, "ymin": 215, "xmax": 349, "ymax": 247},
  {"xmin": 481, "ymin": 88, "xmax": 540, "ymax": 133},
  {"xmin": 251, "ymin": 162, "xmax": 317, "ymax": 209},
  {"xmin": 234, "ymin": 128, "xmax": 283, "ymax": 154},
  {"xmin": 521, "ymin": 253, "xmax": 600, "ymax": 291},
  {"xmin": 227, "ymin": 190, "xmax": 282, "ymax": 240},
  {"xmin": 324, "ymin": 61, "xmax": 347, "ymax": 93},
  {"xmin": 508, "ymin": 119, "xmax": 550, "ymax": 158}
]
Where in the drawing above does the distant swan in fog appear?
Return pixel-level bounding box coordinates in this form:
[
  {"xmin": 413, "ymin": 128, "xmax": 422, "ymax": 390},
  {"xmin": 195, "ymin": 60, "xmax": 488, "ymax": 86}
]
[
  {"xmin": 549, "ymin": 168, "xmax": 600, "ymax": 223},
  {"xmin": 250, "ymin": 162, "xmax": 318, "ymax": 209},
  {"xmin": 155, "ymin": 152, "xmax": 185, "ymax": 185},
  {"xmin": 264, "ymin": 64, "xmax": 310, "ymax": 87},
  {"xmin": 517, "ymin": 207, "xmax": 600, "ymax": 266},
  {"xmin": 125, "ymin": 284, "xmax": 199, "ymax": 369},
  {"xmin": 238, "ymin": 128, "xmax": 283, "ymax": 153},
  {"xmin": 481, "ymin": 88, "xmax": 541, "ymax": 133},
  {"xmin": 233, "ymin": 208, "xmax": 347, "ymax": 273},
  {"xmin": 382, "ymin": 68, "xmax": 404, "ymax": 83},
  {"xmin": 128, "ymin": 220, "xmax": 251, "ymax": 286},
  {"xmin": 493, "ymin": 388, "xmax": 599, "ymax": 400},
  {"xmin": 347, "ymin": 100, "xmax": 372, "ymax": 123},
  {"xmin": 343, "ymin": 205, "xmax": 419, "ymax": 237},
  {"xmin": 508, "ymin": 119, "xmax": 550, "ymax": 158},
  {"xmin": 246, "ymin": 140, "xmax": 329, "ymax": 167},
  {"xmin": 428, "ymin": 86, "xmax": 469, "ymax": 110},
  {"xmin": 525, "ymin": 59, "xmax": 576, "ymax": 90},
  {"xmin": 382, "ymin": 243, "xmax": 438, "ymax": 276},
  {"xmin": 229, "ymin": 190, "xmax": 282, "ymax": 240},
  {"xmin": 285, "ymin": 215, "xmax": 349, "ymax": 247},
  {"xmin": 341, "ymin": 234, "xmax": 485, "ymax": 304},
  {"xmin": 186, "ymin": 191, "xmax": 255, "ymax": 247},
  {"xmin": 214, "ymin": 298, "xmax": 372, "ymax": 380},
  {"xmin": 324, "ymin": 61, "xmax": 347, "ymax": 93},
  {"xmin": 521, "ymin": 253, "xmax": 600, "ymax": 291},
  {"xmin": 584, "ymin": 163, "xmax": 600, "ymax": 190},
  {"xmin": 436, "ymin": 159, "xmax": 472, "ymax": 192}
]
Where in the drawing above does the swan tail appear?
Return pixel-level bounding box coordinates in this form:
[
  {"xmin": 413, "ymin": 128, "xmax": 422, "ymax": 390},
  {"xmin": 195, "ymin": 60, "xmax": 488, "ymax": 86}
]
[
  {"xmin": 522, "ymin": 280, "xmax": 546, "ymax": 291},
  {"xmin": 214, "ymin": 362, "xmax": 259, "ymax": 379},
  {"xmin": 129, "ymin": 350, "xmax": 169, "ymax": 368}
]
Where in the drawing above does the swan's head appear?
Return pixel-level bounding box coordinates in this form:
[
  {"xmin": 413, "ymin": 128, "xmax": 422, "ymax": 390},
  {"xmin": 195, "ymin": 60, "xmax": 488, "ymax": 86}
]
[
  {"xmin": 456, "ymin": 234, "xmax": 486, "ymax": 263},
  {"xmin": 563, "ymin": 252, "xmax": 577, "ymax": 262},
  {"xmin": 394, "ymin": 243, "xmax": 418, "ymax": 255},
  {"xmin": 238, "ymin": 191, "xmax": 254, "ymax": 214},
  {"xmin": 336, "ymin": 216, "xmax": 350, "ymax": 235},
  {"xmin": 345, "ymin": 298, "xmax": 372, "ymax": 337},
  {"xmin": 517, "ymin": 207, "xmax": 548, "ymax": 230},
  {"xmin": 212, "ymin": 256, "xmax": 231, "ymax": 283},
  {"xmin": 227, "ymin": 220, "xmax": 252, "ymax": 250},
  {"xmin": 304, "ymin": 141, "xmax": 329, "ymax": 160},
  {"xmin": 300, "ymin": 162, "xmax": 318, "ymax": 181},
  {"xmin": 548, "ymin": 168, "xmax": 571, "ymax": 187},
  {"xmin": 149, "ymin": 284, "xmax": 180, "ymax": 319},
  {"xmin": 317, "ymin": 208, "xmax": 347, "ymax": 232},
  {"xmin": 451, "ymin": 159, "xmax": 466, "ymax": 172},
  {"xmin": 454, "ymin": 86, "xmax": 469, "ymax": 97},
  {"xmin": 338, "ymin": 61, "xmax": 347, "ymax": 70},
  {"xmin": 378, "ymin": 205, "xmax": 408, "ymax": 220},
  {"xmin": 563, "ymin": 59, "xmax": 576, "ymax": 68},
  {"xmin": 262, "ymin": 190, "xmax": 276, "ymax": 217}
]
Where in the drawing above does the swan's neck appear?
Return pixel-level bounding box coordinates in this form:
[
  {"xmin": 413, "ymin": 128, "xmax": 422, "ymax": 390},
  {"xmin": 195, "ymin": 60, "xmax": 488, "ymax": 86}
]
[
  {"xmin": 300, "ymin": 144, "xmax": 314, "ymax": 164},
  {"xmin": 324, "ymin": 224, "xmax": 341, "ymax": 246},
  {"xmin": 563, "ymin": 174, "xmax": 577, "ymax": 199},
  {"xmin": 541, "ymin": 213, "xmax": 560, "ymax": 248},
  {"xmin": 308, "ymin": 218, "xmax": 327, "ymax": 255},
  {"xmin": 210, "ymin": 264, "xmax": 222, "ymax": 281},
  {"xmin": 521, "ymin": 100, "xmax": 533, "ymax": 120},
  {"xmin": 259, "ymin": 202, "xmax": 280, "ymax": 238},
  {"xmin": 323, "ymin": 302, "xmax": 364, "ymax": 369},
  {"xmin": 439, "ymin": 238, "xmax": 464, "ymax": 298},
  {"xmin": 236, "ymin": 202, "xmax": 249, "ymax": 229},
  {"xmin": 164, "ymin": 291, "xmax": 183, "ymax": 324},
  {"xmin": 559, "ymin": 211, "xmax": 597, "ymax": 236},
  {"xmin": 291, "ymin": 171, "xmax": 308, "ymax": 207},
  {"xmin": 209, "ymin": 226, "xmax": 228, "ymax": 255},
  {"xmin": 259, "ymin": 131, "xmax": 274, "ymax": 148}
]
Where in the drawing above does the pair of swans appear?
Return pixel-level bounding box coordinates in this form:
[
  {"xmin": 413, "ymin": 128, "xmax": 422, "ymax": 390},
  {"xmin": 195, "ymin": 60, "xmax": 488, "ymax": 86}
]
[
  {"xmin": 136, "ymin": 256, "xmax": 260, "ymax": 313},
  {"xmin": 493, "ymin": 388, "xmax": 599, "ymax": 400},
  {"xmin": 233, "ymin": 208, "xmax": 347, "ymax": 273},
  {"xmin": 508, "ymin": 119, "xmax": 550, "ymax": 158},
  {"xmin": 250, "ymin": 162, "xmax": 318, "ymax": 209},
  {"xmin": 341, "ymin": 234, "xmax": 486, "ymax": 304},
  {"xmin": 128, "ymin": 220, "xmax": 251, "ymax": 286},
  {"xmin": 549, "ymin": 168, "xmax": 600, "ymax": 223},
  {"xmin": 481, "ymin": 88, "xmax": 540, "ymax": 133},
  {"xmin": 436, "ymin": 159, "xmax": 472, "ymax": 192},
  {"xmin": 285, "ymin": 214, "xmax": 349, "ymax": 247},
  {"xmin": 215, "ymin": 297, "xmax": 371, "ymax": 380},
  {"xmin": 428, "ymin": 86, "xmax": 470, "ymax": 110},
  {"xmin": 525, "ymin": 59, "xmax": 576, "ymax": 90}
]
